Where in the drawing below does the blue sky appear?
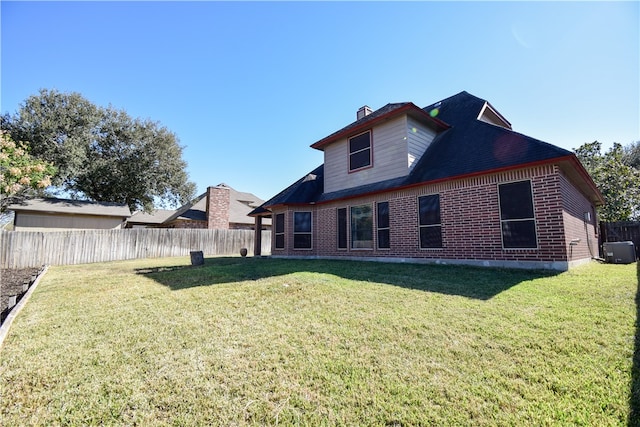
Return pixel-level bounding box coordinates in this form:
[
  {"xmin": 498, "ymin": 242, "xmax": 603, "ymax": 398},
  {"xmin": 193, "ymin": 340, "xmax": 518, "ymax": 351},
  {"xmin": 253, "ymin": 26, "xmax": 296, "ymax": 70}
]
[{"xmin": 2, "ymin": 1, "xmax": 638, "ymax": 202}]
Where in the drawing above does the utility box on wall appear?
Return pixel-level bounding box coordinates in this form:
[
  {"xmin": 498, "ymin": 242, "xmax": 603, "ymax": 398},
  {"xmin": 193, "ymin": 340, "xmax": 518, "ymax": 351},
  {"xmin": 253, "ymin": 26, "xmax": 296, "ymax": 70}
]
[{"xmin": 603, "ymin": 241, "xmax": 637, "ymax": 264}]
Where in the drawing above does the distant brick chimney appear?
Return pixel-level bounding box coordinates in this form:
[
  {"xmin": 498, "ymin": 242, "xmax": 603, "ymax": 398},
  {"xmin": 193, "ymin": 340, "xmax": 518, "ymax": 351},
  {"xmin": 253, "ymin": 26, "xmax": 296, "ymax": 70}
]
[
  {"xmin": 357, "ymin": 105, "xmax": 372, "ymax": 120},
  {"xmin": 206, "ymin": 185, "xmax": 230, "ymax": 229}
]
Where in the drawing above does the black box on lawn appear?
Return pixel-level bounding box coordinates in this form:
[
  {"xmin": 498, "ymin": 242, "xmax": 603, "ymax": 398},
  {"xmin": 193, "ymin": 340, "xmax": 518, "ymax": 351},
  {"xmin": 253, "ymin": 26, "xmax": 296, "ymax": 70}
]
[{"xmin": 603, "ymin": 241, "xmax": 637, "ymax": 264}]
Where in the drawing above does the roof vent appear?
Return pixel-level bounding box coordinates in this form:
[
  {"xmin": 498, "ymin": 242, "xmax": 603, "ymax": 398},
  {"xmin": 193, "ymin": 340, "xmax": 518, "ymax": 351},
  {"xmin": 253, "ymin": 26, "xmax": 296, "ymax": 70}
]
[
  {"xmin": 303, "ymin": 173, "xmax": 317, "ymax": 182},
  {"xmin": 357, "ymin": 105, "xmax": 373, "ymax": 120}
]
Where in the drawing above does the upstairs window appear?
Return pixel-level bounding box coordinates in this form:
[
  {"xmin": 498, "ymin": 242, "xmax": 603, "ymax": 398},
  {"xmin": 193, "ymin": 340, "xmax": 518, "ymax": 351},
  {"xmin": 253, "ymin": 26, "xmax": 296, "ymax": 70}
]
[
  {"xmin": 274, "ymin": 213, "xmax": 285, "ymax": 249},
  {"xmin": 293, "ymin": 212, "xmax": 312, "ymax": 249},
  {"xmin": 498, "ymin": 180, "xmax": 537, "ymax": 249},
  {"xmin": 349, "ymin": 131, "xmax": 372, "ymax": 171},
  {"xmin": 418, "ymin": 195, "xmax": 442, "ymax": 249}
]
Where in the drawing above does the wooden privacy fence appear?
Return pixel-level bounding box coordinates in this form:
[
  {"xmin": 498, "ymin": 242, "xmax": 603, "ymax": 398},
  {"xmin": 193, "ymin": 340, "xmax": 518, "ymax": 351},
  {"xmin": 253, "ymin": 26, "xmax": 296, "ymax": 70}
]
[
  {"xmin": 599, "ymin": 221, "xmax": 640, "ymax": 259},
  {"xmin": 0, "ymin": 228, "xmax": 272, "ymax": 269}
]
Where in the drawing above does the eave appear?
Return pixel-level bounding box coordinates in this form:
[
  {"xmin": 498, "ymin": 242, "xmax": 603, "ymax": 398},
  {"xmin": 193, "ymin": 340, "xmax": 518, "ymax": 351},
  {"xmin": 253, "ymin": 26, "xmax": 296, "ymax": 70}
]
[
  {"xmin": 261, "ymin": 155, "xmax": 604, "ymax": 210},
  {"xmin": 248, "ymin": 206, "xmax": 273, "ymax": 217},
  {"xmin": 556, "ymin": 155, "xmax": 605, "ymax": 206}
]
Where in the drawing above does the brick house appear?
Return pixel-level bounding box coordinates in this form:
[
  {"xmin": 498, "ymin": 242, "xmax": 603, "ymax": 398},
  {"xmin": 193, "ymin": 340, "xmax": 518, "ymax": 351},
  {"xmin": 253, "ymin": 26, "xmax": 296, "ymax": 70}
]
[
  {"xmin": 128, "ymin": 184, "xmax": 270, "ymax": 230},
  {"xmin": 250, "ymin": 91, "xmax": 603, "ymax": 270}
]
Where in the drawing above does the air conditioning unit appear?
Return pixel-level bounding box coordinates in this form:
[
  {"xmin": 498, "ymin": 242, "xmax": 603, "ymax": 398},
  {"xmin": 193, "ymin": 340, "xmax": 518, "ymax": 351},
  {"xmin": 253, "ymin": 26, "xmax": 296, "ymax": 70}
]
[{"xmin": 602, "ymin": 241, "xmax": 637, "ymax": 264}]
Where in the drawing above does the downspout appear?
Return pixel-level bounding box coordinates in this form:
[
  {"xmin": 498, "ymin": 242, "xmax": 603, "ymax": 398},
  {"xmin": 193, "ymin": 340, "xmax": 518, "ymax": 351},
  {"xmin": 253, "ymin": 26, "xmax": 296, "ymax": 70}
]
[{"xmin": 584, "ymin": 211, "xmax": 604, "ymax": 261}]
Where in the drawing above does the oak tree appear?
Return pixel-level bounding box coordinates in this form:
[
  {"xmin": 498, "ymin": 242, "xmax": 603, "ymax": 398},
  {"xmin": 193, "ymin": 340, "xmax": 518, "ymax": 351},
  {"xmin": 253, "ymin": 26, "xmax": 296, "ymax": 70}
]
[
  {"xmin": 623, "ymin": 140, "xmax": 640, "ymax": 170},
  {"xmin": 2, "ymin": 89, "xmax": 196, "ymax": 212},
  {"xmin": 574, "ymin": 141, "xmax": 640, "ymax": 221}
]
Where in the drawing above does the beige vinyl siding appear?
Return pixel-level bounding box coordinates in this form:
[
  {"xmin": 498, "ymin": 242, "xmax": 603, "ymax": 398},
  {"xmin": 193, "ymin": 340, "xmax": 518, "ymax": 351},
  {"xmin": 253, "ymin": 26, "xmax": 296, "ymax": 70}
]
[
  {"xmin": 14, "ymin": 212, "xmax": 126, "ymax": 231},
  {"xmin": 323, "ymin": 140, "xmax": 348, "ymax": 193},
  {"xmin": 407, "ymin": 116, "xmax": 438, "ymax": 170},
  {"xmin": 324, "ymin": 116, "xmax": 411, "ymax": 193}
]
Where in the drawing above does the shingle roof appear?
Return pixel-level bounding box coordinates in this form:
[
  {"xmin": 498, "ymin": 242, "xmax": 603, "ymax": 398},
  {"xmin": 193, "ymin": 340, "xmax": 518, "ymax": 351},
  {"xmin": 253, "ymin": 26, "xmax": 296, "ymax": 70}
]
[
  {"xmin": 408, "ymin": 93, "xmax": 573, "ymax": 185},
  {"xmin": 166, "ymin": 184, "xmax": 271, "ymax": 225},
  {"xmin": 128, "ymin": 209, "xmax": 175, "ymax": 225},
  {"xmin": 227, "ymin": 185, "xmax": 271, "ymax": 224},
  {"xmin": 8, "ymin": 197, "xmax": 131, "ymax": 217},
  {"xmin": 257, "ymin": 91, "xmax": 603, "ymax": 209},
  {"xmin": 165, "ymin": 193, "xmax": 208, "ymax": 223},
  {"xmin": 251, "ymin": 165, "xmax": 324, "ymax": 209}
]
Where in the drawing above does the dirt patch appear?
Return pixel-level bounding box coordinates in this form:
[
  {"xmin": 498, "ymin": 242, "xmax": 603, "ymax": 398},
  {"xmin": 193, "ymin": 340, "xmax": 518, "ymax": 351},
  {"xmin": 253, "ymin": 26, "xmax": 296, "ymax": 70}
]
[{"xmin": 1, "ymin": 267, "xmax": 42, "ymax": 323}]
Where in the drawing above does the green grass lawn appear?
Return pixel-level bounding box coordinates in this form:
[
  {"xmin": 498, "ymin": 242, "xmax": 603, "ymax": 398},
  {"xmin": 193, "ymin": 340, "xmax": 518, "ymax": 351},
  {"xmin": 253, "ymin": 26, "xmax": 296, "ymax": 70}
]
[{"xmin": 1, "ymin": 257, "xmax": 638, "ymax": 426}]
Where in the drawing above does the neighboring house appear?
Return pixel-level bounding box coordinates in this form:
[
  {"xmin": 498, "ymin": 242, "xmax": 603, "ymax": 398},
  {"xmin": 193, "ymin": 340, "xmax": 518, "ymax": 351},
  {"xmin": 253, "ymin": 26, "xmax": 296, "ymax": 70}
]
[
  {"xmin": 250, "ymin": 91, "xmax": 604, "ymax": 270},
  {"xmin": 126, "ymin": 209, "xmax": 175, "ymax": 229},
  {"xmin": 127, "ymin": 183, "xmax": 271, "ymax": 230},
  {"xmin": 8, "ymin": 197, "xmax": 131, "ymax": 231}
]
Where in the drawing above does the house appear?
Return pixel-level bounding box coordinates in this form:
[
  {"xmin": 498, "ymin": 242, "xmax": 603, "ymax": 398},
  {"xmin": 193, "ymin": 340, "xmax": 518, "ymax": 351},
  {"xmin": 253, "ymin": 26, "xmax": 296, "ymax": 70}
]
[
  {"xmin": 125, "ymin": 209, "xmax": 175, "ymax": 229},
  {"xmin": 250, "ymin": 91, "xmax": 604, "ymax": 270},
  {"xmin": 8, "ymin": 197, "xmax": 131, "ymax": 231},
  {"xmin": 128, "ymin": 184, "xmax": 271, "ymax": 230}
]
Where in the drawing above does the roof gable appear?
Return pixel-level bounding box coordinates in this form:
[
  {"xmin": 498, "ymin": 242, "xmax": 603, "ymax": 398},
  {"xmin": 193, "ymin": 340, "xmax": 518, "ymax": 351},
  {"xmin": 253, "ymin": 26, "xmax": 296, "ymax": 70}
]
[
  {"xmin": 310, "ymin": 102, "xmax": 448, "ymax": 150},
  {"xmin": 477, "ymin": 102, "xmax": 511, "ymax": 129}
]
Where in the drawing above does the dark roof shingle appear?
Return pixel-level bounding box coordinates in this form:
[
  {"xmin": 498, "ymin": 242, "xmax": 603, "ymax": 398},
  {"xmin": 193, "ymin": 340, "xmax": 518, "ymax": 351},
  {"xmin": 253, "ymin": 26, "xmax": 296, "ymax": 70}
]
[
  {"xmin": 8, "ymin": 198, "xmax": 131, "ymax": 217},
  {"xmin": 258, "ymin": 91, "xmax": 600, "ymax": 208}
]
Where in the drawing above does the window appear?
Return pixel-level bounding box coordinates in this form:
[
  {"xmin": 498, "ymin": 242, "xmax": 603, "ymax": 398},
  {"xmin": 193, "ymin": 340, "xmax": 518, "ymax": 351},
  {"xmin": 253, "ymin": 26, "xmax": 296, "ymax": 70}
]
[
  {"xmin": 293, "ymin": 212, "xmax": 312, "ymax": 249},
  {"xmin": 274, "ymin": 213, "xmax": 285, "ymax": 249},
  {"xmin": 498, "ymin": 180, "xmax": 537, "ymax": 249},
  {"xmin": 337, "ymin": 208, "xmax": 347, "ymax": 249},
  {"xmin": 351, "ymin": 205, "xmax": 373, "ymax": 249},
  {"xmin": 349, "ymin": 131, "xmax": 371, "ymax": 171},
  {"xmin": 377, "ymin": 202, "xmax": 390, "ymax": 249},
  {"xmin": 418, "ymin": 195, "xmax": 442, "ymax": 248}
]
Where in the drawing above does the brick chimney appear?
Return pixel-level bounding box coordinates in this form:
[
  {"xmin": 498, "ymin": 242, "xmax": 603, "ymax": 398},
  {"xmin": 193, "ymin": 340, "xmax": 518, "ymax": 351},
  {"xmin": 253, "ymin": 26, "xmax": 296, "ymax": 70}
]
[
  {"xmin": 206, "ymin": 184, "xmax": 230, "ymax": 229},
  {"xmin": 357, "ymin": 105, "xmax": 372, "ymax": 120}
]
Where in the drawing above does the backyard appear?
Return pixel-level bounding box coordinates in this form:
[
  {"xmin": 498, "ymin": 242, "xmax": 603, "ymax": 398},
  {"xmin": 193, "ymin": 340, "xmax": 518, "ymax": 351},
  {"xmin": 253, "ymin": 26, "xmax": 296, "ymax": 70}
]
[{"xmin": 0, "ymin": 257, "xmax": 638, "ymax": 426}]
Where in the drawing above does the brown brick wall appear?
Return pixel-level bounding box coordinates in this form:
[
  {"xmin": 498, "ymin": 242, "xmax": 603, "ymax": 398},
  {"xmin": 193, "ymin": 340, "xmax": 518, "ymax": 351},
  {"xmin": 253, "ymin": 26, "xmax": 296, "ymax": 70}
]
[
  {"xmin": 206, "ymin": 186, "xmax": 230, "ymax": 229},
  {"xmin": 166, "ymin": 219, "xmax": 207, "ymax": 229},
  {"xmin": 270, "ymin": 165, "xmax": 597, "ymax": 268},
  {"xmin": 559, "ymin": 171, "xmax": 599, "ymax": 261}
]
